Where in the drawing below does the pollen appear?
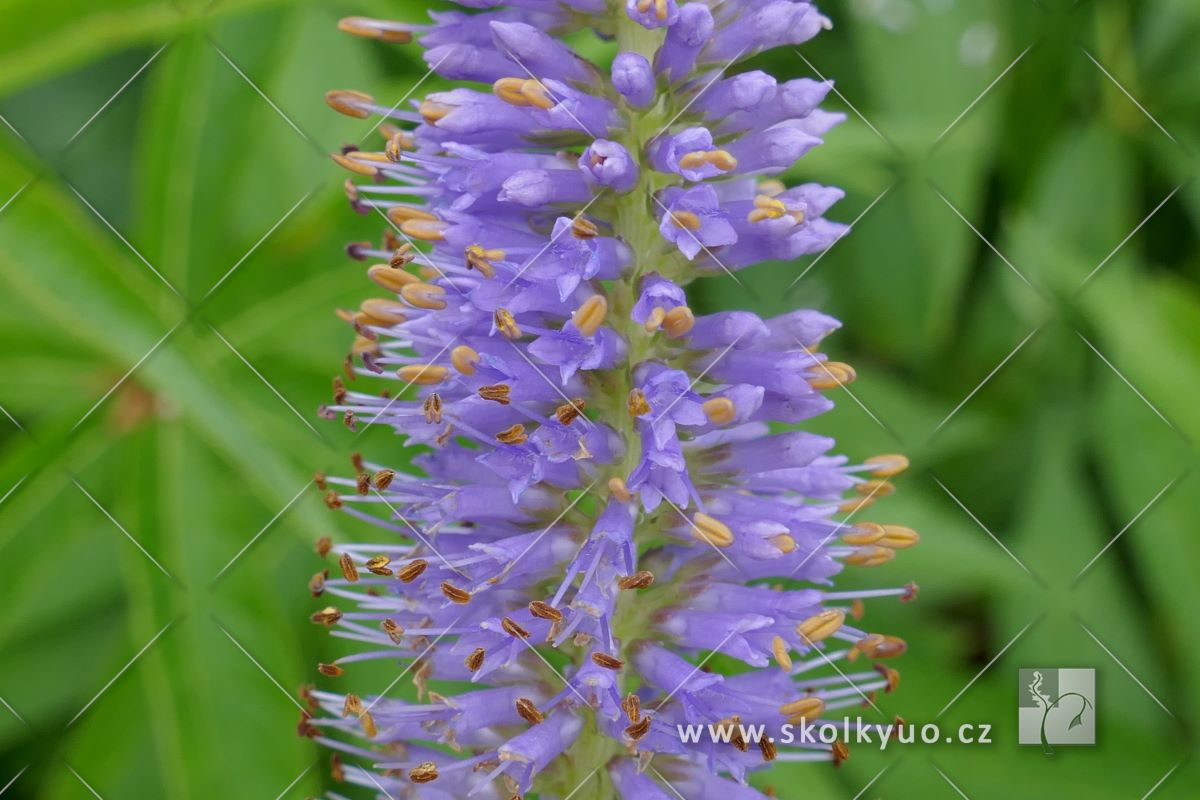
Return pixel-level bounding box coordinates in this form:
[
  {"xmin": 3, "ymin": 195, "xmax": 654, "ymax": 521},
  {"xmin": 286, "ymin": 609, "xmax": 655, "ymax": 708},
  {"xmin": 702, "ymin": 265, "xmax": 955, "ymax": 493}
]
[
  {"xmin": 667, "ymin": 210, "xmax": 701, "ymax": 231},
  {"xmin": 702, "ymin": 397, "xmax": 736, "ymax": 425},
  {"xmin": 397, "ymin": 364, "xmax": 448, "ymax": 385},
  {"xmin": 628, "ymin": 388, "xmax": 651, "ymax": 418},
  {"xmin": 528, "ymin": 601, "xmax": 563, "ymax": 621},
  {"xmin": 440, "ymin": 581, "xmax": 472, "ymax": 604},
  {"xmin": 617, "ymin": 570, "xmax": 654, "ymax": 590},
  {"xmin": 479, "ymin": 384, "xmax": 512, "ymax": 404},
  {"xmin": 780, "ymin": 696, "xmax": 825, "ymax": 724},
  {"xmin": 556, "ymin": 398, "xmax": 586, "ymax": 425},
  {"xmin": 337, "ymin": 17, "xmax": 412, "ymax": 43},
  {"xmin": 691, "ymin": 513, "xmax": 734, "ymax": 547},
  {"xmin": 409, "ymin": 762, "xmax": 439, "ymax": 784},
  {"xmin": 451, "ymin": 345, "xmax": 480, "ymax": 375},
  {"xmin": 325, "ymin": 89, "xmax": 374, "ymax": 118},
  {"xmin": 809, "ymin": 361, "xmax": 857, "ymax": 390},
  {"xmin": 591, "ymin": 652, "xmax": 624, "ymax": 670},
  {"xmin": 865, "ymin": 454, "xmax": 909, "ymax": 477},
  {"xmin": 572, "ymin": 294, "xmax": 608, "ymax": 337},
  {"xmin": 796, "ymin": 609, "xmax": 845, "ymax": 643},
  {"xmin": 331, "ymin": 152, "xmax": 377, "ymax": 177},
  {"xmin": 515, "ymin": 697, "xmax": 545, "ymax": 724},
  {"xmin": 663, "ymin": 306, "xmax": 695, "ymax": 338},
  {"xmin": 401, "ymin": 282, "xmax": 447, "ymax": 310},
  {"xmin": 338, "ymin": 553, "xmax": 359, "ymax": 582},
  {"xmin": 494, "ymin": 308, "xmax": 522, "ymax": 339},
  {"xmin": 397, "ymin": 559, "xmax": 427, "ymax": 582},
  {"xmin": 495, "ymin": 423, "xmax": 528, "ymax": 445},
  {"xmin": 771, "ymin": 635, "xmax": 793, "ymax": 670},
  {"xmin": 607, "ymin": 476, "xmax": 632, "ymax": 502},
  {"xmin": 400, "ymin": 219, "xmax": 446, "ymax": 241}
]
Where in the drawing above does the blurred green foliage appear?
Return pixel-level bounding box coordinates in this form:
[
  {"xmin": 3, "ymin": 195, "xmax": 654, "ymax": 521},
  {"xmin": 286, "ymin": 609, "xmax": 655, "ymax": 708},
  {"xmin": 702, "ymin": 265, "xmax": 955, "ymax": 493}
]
[{"xmin": 0, "ymin": 0, "xmax": 1198, "ymax": 797}]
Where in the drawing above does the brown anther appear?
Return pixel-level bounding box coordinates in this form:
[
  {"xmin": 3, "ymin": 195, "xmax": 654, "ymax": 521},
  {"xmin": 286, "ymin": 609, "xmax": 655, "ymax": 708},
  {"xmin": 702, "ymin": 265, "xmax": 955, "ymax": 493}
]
[
  {"xmin": 397, "ymin": 559, "xmax": 428, "ymax": 582},
  {"xmin": 309, "ymin": 569, "xmax": 328, "ymax": 597},
  {"xmin": 901, "ymin": 582, "xmax": 919, "ymax": 603},
  {"xmin": 663, "ymin": 305, "xmax": 695, "ymax": 338},
  {"xmin": 607, "ymin": 476, "xmax": 632, "ymax": 502},
  {"xmin": 850, "ymin": 598, "xmax": 865, "ymax": 620},
  {"xmin": 702, "ymin": 396, "xmax": 736, "ymax": 425},
  {"xmin": 572, "ymin": 294, "xmax": 608, "ymax": 337},
  {"xmin": 622, "ymin": 693, "xmax": 641, "ymax": 723},
  {"xmin": 400, "ymin": 218, "xmax": 446, "ymax": 241},
  {"xmin": 494, "ymin": 308, "xmax": 522, "ymax": 339},
  {"xmin": 865, "ymin": 454, "xmax": 909, "ymax": 478},
  {"xmin": 397, "ymin": 364, "xmax": 448, "ymax": 385},
  {"xmin": 440, "ymin": 581, "xmax": 471, "ymax": 604},
  {"xmin": 409, "ymin": 761, "xmax": 439, "ymax": 784},
  {"xmin": 332, "ymin": 377, "xmax": 347, "ymax": 404},
  {"xmin": 423, "ymin": 393, "xmax": 443, "ymax": 423},
  {"xmin": 478, "ymin": 384, "xmax": 512, "ymax": 404},
  {"xmin": 373, "ymin": 469, "xmax": 396, "ymax": 490},
  {"xmin": 337, "ymin": 17, "xmax": 413, "ymax": 43},
  {"xmin": 451, "ymin": 345, "xmax": 481, "ymax": 375},
  {"xmin": 844, "ymin": 546, "xmax": 895, "ymax": 567},
  {"xmin": 874, "ymin": 663, "xmax": 900, "ymax": 693},
  {"xmin": 385, "ymin": 131, "xmax": 412, "ymax": 161},
  {"xmin": 515, "ymin": 697, "xmax": 544, "ymax": 724},
  {"xmin": 366, "ymin": 555, "xmax": 392, "ymax": 576},
  {"xmin": 343, "ymin": 410, "xmax": 358, "ymax": 431},
  {"xmin": 368, "ymin": 263, "xmax": 417, "ymax": 293},
  {"xmin": 465, "ymin": 647, "xmax": 486, "ymax": 672},
  {"xmin": 780, "ymin": 696, "xmax": 825, "ymax": 723},
  {"xmin": 390, "ymin": 243, "xmax": 415, "ymax": 268},
  {"xmin": 382, "ymin": 618, "xmax": 405, "ymax": 644},
  {"xmin": 495, "ymin": 423, "xmax": 528, "ymax": 445},
  {"xmin": 342, "ymin": 694, "xmax": 364, "ymax": 718},
  {"xmin": 501, "ymin": 617, "xmax": 531, "ymax": 639},
  {"xmin": 809, "ymin": 361, "xmax": 857, "ymax": 390},
  {"xmin": 314, "ymin": 472, "xmax": 328, "ymax": 492},
  {"xmin": 339, "ymin": 553, "xmax": 360, "ymax": 582},
  {"xmin": 436, "ymin": 424, "xmax": 454, "ymax": 446},
  {"xmin": 325, "ymin": 89, "xmax": 373, "ymax": 118},
  {"xmin": 832, "ymin": 740, "xmax": 849, "ymax": 767},
  {"xmin": 796, "ymin": 609, "xmax": 845, "ymax": 643},
  {"xmin": 465, "ymin": 244, "xmax": 503, "ymax": 278},
  {"xmin": 625, "ymin": 715, "xmax": 652, "ymax": 740},
  {"xmin": 555, "ymin": 398, "xmax": 586, "ymax": 425},
  {"xmin": 528, "ymin": 601, "xmax": 563, "ymax": 622},
  {"xmin": 357, "ymin": 709, "xmax": 377, "ymax": 738},
  {"xmin": 855, "ymin": 634, "xmax": 907, "ymax": 659},
  {"xmin": 571, "ymin": 217, "xmax": 599, "ymax": 238},
  {"xmin": 401, "ymin": 282, "xmax": 447, "ymax": 310},
  {"xmin": 311, "ymin": 606, "xmax": 342, "ymax": 627},
  {"xmin": 351, "ymin": 334, "xmax": 379, "ymax": 356},
  {"xmin": 667, "ymin": 209, "xmax": 701, "ymax": 231},
  {"xmin": 841, "ymin": 522, "xmax": 886, "ymax": 546},
  {"xmin": 877, "ymin": 524, "xmax": 919, "ymax": 549},
  {"xmin": 323, "ymin": 491, "xmax": 343, "ymax": 510},
  {"xmin": 330, "ymin": 753, "xmax": 345, "ymax": 782},
  {"xmin": 356, "ymin": 472, "xmax": 371, "ymax": 495},
  {"xmin": 315, "ymin": 536, "xmax": 332, "ymax": 557},
  {"xmin": 771, "ymin": 635, "xmax": 793, "ymax": 671},
  {"xmin": 591, "ymin": 652, "xmax": 624, "ymax": 670},
  {"xmin": 691, "ymin": 513, "xmax": 735, "ymax": 548},
  {"xmin": 759, "ymin": 736, "xmax": 778, "ymax": 762},
  {"xmin": 331, "ymin": 152, "xmax": 377, "ymax": 177},
  {"xmin": 617, "ymin": 570, "xmax": 655, "ymax": 590},
  {"xmin": 297, "ymin": 710, "xmax": 318, "ymax": 738},
  {"xmin": 628, "ymin": 388, "xmax": 651, "ymax": 418},
  {"xmin": 318, "ymin": 662, "xmax": 344, "ymax": 677}
]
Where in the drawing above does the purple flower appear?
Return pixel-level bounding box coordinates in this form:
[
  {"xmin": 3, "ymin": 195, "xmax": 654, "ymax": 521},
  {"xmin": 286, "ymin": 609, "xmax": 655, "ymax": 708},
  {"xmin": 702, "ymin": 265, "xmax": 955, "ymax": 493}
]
[{"xmin": 313, "ymin": 3, "xmax": 915, "ymax": 797}]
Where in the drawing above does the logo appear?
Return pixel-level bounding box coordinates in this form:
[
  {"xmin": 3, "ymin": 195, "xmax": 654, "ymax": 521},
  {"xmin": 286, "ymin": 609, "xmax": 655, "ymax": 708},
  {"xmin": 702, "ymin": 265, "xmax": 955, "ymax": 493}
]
[{"xmin": 1018, "ymin": 668, "xmax": 1095, "ymax": 752}]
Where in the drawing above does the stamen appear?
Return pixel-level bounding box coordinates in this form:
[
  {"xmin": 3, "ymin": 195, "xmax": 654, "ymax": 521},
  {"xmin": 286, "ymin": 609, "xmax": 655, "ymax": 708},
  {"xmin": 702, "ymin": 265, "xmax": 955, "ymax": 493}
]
[
  {"xmin": 607, "ymin": 476, "xmax": 632, "ymax": 502},
  {"xmin": 519, "ymin": 79, "xmax": 556, "ymax": 110},
  {"xmin": 501, "ymin": 617, "xmax": 531, "ymax": 638},
  {"xmin": 771, "ymin": 533, "xmax": 797, "ymax": 553},
  {"xmin": 663, "ymin": 305, "xmax": 695, "ymax": 338},
  {"xmin": 901, "ymin": 582, "xmax": 919, "ymax": 602},
  {"xmin": 760, "ymin": 736, "xmax": 778, "ymax": 762},
  {"xmin": 796, "ymin": 609, "xmax": 845, "ymax": 642},
  {"xmin": 400, "ymin": 219, "xmax": 446, "ymax": 241},
  {"xmin": 373, "ymin": 469, "xmax": 395, "ymax": 490},
  {"xmin": 325, "ymin": 89, "xmax": 373, "ymax": 118},
  {"xmin": 451, "ymin": 345, "xmax": 480, "ymax": 375},
  {"xmin": 845, "ymin": 546, "xmax": 895, "ymax": 567},
  {"xmin": 625, "ymin": 716, "xmax": 651, "ymax": 740},
  {"xmin": 654, "ymin": 0, "xmax": 669, "ymax": 21},
  {"xmin": 572, "ymin": 294, "xmax": 608, "ymax": 337},
  {"xmin": 409, "ymin": 762, "xmax": 439, "ymax": 784},
  {"xmin": 390, "ymin": 243, "xmax": 415, "ymax": 268},
  {"xmin": 494, "ymin": 308, "xmax": 522, "ymax": 339},
  {"xmin": 617, "ymin": 570, "xmax": 654, "ymax": 590},
  {"xmin": 667, "ymin": 210, "xmax": 701, "ymax": 231},
  {"xmin": 401, "ymin": 282, "xmax": 447, "ymax": 310},
  {"xmin": 318, "ymin": 662, "xmax": 344, "ymax": 677},
  {"xmin": 440, "ymin": 581, "xmax": 472, "ymax": 604},
  {"xmin": 397, "ymin": 365, "xmax": 449, "ymax": 385},
  {"xmin": 628, "ymin": 389, "xmax": 651, "ymax": 417},
  {"xmin": 311, "ymin": 607, "xmax": 342, "ymax": 627},
  {"xmin": 323, "ymin": 490, "xmax": 343, "ymax": 510},
  {"xmin": 529, "ymin": 601, "xmax": 563, "ymax": 621},
  {"xmin": 359, "ymin": 298, "xmax": 407, "ymax": 325},
  {"xmin": 479, "ymin": 384, "xmax": 512, "ymax": 405},
  {"xmin": 331, "ymin": 152, "xmax": 377, "ymax": 177},
  {"xmin": 591, "ymin": 652, "xmax": 624, "ymax": 670},
  {"xmin": 780, "ymin": 696, "xmax": 825, "ymax": 723},
  {"xmin": 315, "ymin": 535, "xmax": 332, "ymax": 557},
  {"xmin": 492, "ymin": 77, "xmax": 530, "ymax": 106},
  {"xmin": 309, "ymin": 570, "xmax": 327, "ymax": 597},
  {"xmin": 691, "ymin": 513, "xmax": 734, "ymax": 547},
  {"xmin": 516, "ymin": 697, "xmax": 545, "ymax": 724},
  {"xmin": 337, "ymin": 17, "xmax": 413, "ymax": 43},
  {"xmin": 419, "ymin": 100, "xmax": 452, "ymax": 123},
  {"xmin": 339, "ymin": 553, "xmax": 360, "ymax": 582},
  {"xmin": 496, "ymin": 423, "xmax": 528, "ymax": 445},
  {"xmin": 758, "ymin": 179, "xmax": 786, "ymax": 197},
  {"xmin": 874, "ymin": 664, "xmax": 900, "ymax": 692},
  {"xmin": 355, "ymin": 472, "xmax": 370, "ymax": 494},
  {"xmin": 865, "ymin": 454, "xmax": 909, "ymax": 477},
  {"xmin": 366, "ymin": 555, "xmax": 392, "ymax": 576},
  {"xmin": 397, "ymin": 559, "xmax": 427, "ymax": 582},
  {"xmin": 385, "ymin": 131, "xmax": 412, "ymax": 161},
  {"xmin": 703, "ymin": 397, "xmax": 736, "ymax": 425},
  {"xmin": 623, "ymin": 693, "xmax": 641, "ymax": 723},
  {"xmin": 832, "ymin": 740, "xmax": 849, "ymax": 767},
  {"xmin": 571, "ymin": 217, "xmax": 599, "ymax": 238},
  {"xmin": 841, "ymin": 522, "xmax": 885, "ymax": 546},
  {"xmin": 465, "ymin": 648, "xmax": 486, "ymax": 672},
  {"xmin": 556, "ymin": 398, "xmax": 586, "ymax": 425},
  {"xmin": 854, "ymin": 634, "xmax": 906, "ymax": 659},
  {"xmin": 771, "ymin": 635, "xmax": 793, "ymax": 670},
  {"xmin": 342, "ymin": 694, "xmax": 363, "ymax": 718},
  {"xmin": 643, "ymin": 306, "xmax": 666, "ymax": 332},
  {"xmin": 360, "ymin": 710, "xmax": 378, "ymax": 738},
  {"xmin": 466, "ymin": 244, "xmax": 503, "ymax": 278},
  {"xmin": 877, "ymin": 525, "xmax": 919, "ymax": 549},
  {"xmin": 386, "ymin": 205, "xmax": 439, "ymax": 224},
  {"xmin": 382, "ymin": 619, "xmax": 405, "ymax": 644},
  {"xmin": 838, "ymin": 495, "xmax": 875, "ymax": 514},
  {"xmin": 809, "ymin": 362, "xmax": 857, "ymax": 390}
]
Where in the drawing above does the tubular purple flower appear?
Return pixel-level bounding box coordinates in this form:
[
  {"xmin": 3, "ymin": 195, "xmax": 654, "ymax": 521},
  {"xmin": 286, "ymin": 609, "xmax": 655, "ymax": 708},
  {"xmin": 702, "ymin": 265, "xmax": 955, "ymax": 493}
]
[{"xmin": 313, "ymin": 2, "xmax": 917, "ymax": 798}]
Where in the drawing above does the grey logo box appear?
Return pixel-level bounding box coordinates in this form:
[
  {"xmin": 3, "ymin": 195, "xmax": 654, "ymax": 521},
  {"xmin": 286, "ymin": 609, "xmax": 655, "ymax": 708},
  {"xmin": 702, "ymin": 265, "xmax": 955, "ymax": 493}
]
[{"xmin": 1018, "ymin": 668, "xmax": 1095, "ymax": 748}]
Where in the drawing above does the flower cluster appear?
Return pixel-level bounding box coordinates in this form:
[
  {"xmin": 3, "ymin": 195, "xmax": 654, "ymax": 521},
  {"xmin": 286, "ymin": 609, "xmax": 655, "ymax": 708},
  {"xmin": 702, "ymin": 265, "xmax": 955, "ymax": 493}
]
[{"xmin": 306, "ymin": 2, "xmax": 917, "ymax": 798}]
